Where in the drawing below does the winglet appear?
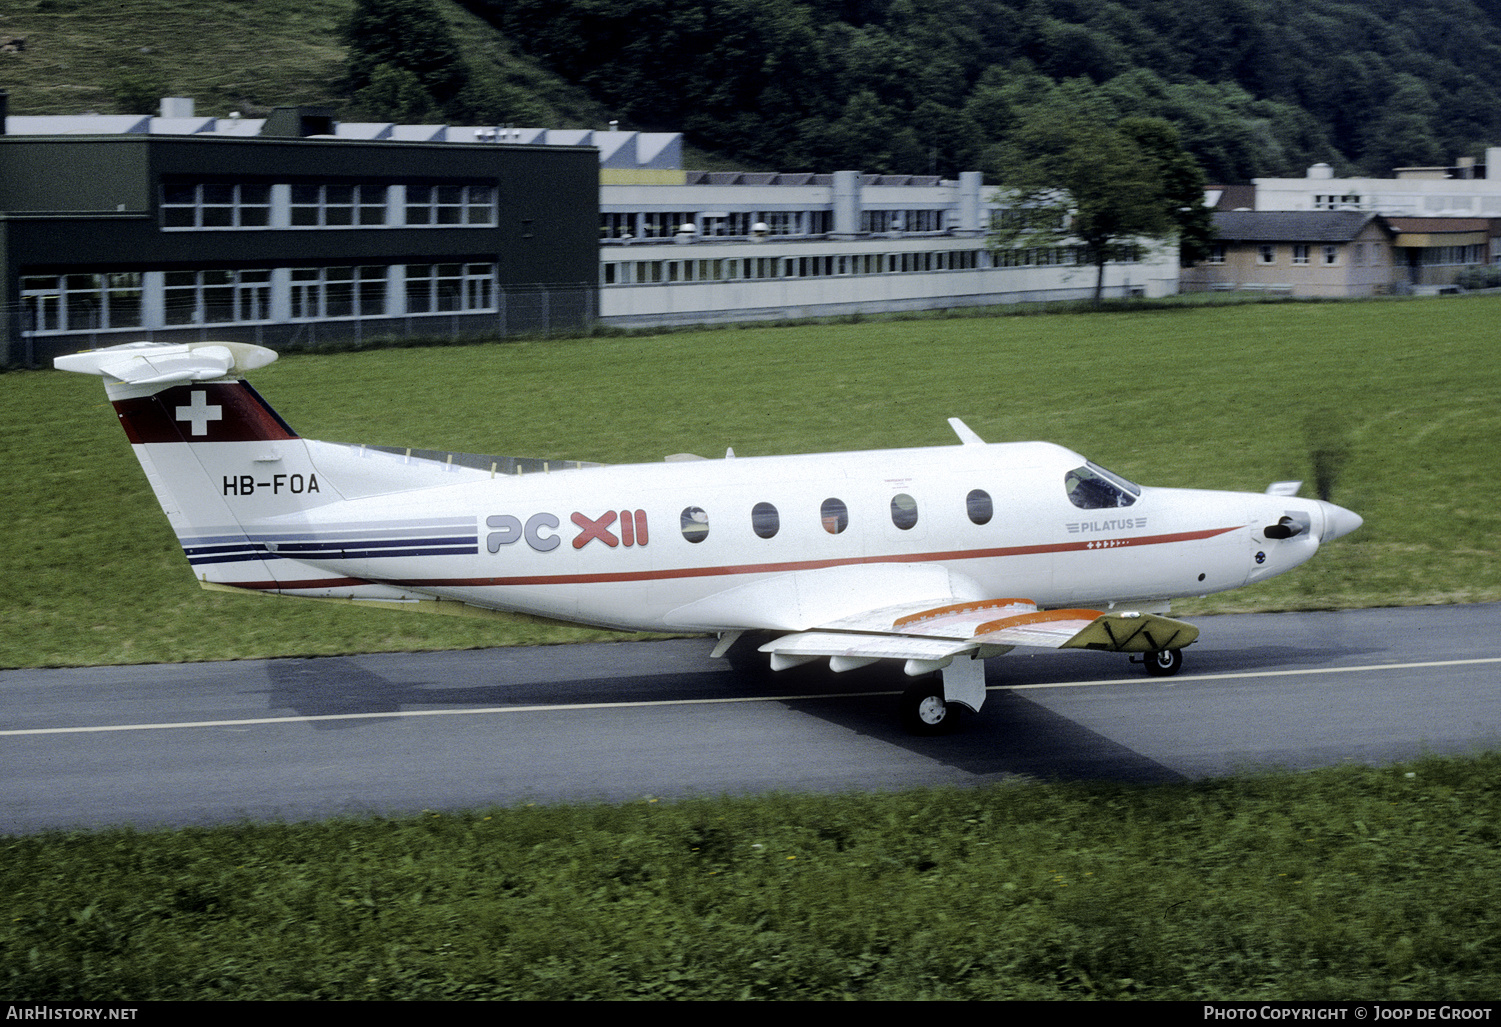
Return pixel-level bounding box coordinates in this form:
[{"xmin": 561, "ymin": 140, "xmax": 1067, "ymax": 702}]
[
  {"xmin": 948, "ymin": 417, "xmax": 985, "ymax": 445},
  {"xmin": 55, "ymin": 341, "xmax": 278, "ymax": 385},
  {"xmin": 1265, "ymin": 480, "xmax": 1303, "ymax": 497}
]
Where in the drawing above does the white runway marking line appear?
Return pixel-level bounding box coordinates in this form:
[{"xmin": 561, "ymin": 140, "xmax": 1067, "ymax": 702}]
[{"xmin": 4, "ymin": 657, "xmax": 1500, "ymax": 737}]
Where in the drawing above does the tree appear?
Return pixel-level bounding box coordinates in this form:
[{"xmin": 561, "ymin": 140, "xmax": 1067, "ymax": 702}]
[
  {"xmin": 343, "ymin": 0, "xmax": 468, "ymax": 118},
  {"xmin": 349, "ymin": 63, "xmax": 441, "ymax": 124},
  {"xmin": 1358, "ymin": 74, "xmax": 1444, "ymax": 174},
  {"xmin": 1118, "ymin": 117, "xmax": 1216, "ymax": 267},
  {"xmin": 989, "ymin": 106, "xmax": 1180, "ymax": 304}
]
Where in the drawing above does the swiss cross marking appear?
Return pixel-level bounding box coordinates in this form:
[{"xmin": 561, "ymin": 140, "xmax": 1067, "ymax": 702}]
[
  {"xmin": 176, "ymin": 390, "xmax": 223, "ymax": 436},
  {"xmin": 571, "ymin": 510, "xmax": 619, "ymax": 549}
]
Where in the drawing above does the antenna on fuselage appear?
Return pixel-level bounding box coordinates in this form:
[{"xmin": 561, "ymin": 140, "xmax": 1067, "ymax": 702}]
[{"xmin": 948, "ymin": 418, "xmax": 985, "ymax": 445}]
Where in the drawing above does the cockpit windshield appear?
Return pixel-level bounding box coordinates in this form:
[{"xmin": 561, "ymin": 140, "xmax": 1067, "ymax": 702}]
[{"xmin": 1065, "ymin": 462, "xmax": 1141, "ymax": 509}]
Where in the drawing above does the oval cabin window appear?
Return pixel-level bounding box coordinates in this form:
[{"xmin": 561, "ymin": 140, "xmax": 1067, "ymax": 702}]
[
  {"xmin": 820, "ymin": 498, "xmax": 848, "ymax": 535},
  {"xmin": 752, "ymin": 502, "xmax": 780, "ymax": 539},
  {"xmin": 890, "ymin": 493, "xmax": 918, "ymax": 530},
  {"xmin": 967, "ymin": 488, "xmax": 993, "ymax": 525},
  {"xmin": 680, "ymin": 506, "xmax": 709, "ymax": 543}
]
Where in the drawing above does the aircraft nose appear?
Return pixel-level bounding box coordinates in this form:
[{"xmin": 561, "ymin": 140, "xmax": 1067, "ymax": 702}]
[{"xmin": 1316, "ymin": 501, "xmax": 1363, "ymax": 540}]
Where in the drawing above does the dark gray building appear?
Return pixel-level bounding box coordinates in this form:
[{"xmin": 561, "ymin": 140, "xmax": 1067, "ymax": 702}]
[{"xmin": 0, "ymin": 123, "xmax": 599, "ymax": 366}]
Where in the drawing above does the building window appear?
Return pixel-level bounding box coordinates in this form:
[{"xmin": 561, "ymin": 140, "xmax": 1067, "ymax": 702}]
[
  {"xmin": 291, "ymin": 184, "xmax": 387, "ymax": 227},
  {"xmin": 162, "ymin": 182, "xmax": 271, "ymax": 229},
  {"xmin": 292, "ymin": 266, "xmax": 387, "ymax": 319},
  {"xmin": 601, "ymin": 213, "xmax": 635, "ymax": 240},
  {"xmin": 164, "ymin": 269, "xmax": 271, "ymax": 325},
  {"xmin": 634, "ymin": 212, "xmax": 693, "ymax": 240},
  {"xmin": 703, "ymin": 213, "xmax": 753, "ymax": 237},
  {"xmin": 1258, "ymin": 245, "xmax": 1276, "ymax": 265},
  {"xmin": 1323, "ymin": 245, "xmax": 1340, "ymax": 265},
  {"xmin": 1208, "ymin": 244, "xmax": 1226, "ymax": 265},
  {"xmin": 761, "ymin": 212, "xmax": 801, "ymax": 236},
  {"xmin": 1292, "ymin": 244, "xmax": 1310, "ymax": 265},
  {"xmin": 21, "ymin": 273, "xmax": 142, "ymax": 333},
  {"xmin": 405, "ymin": 184, "xmax": 496, "ymax": 226},
  {"xmin": 404, "ymin": 263, "xmax": 496, "ymax": 314}
]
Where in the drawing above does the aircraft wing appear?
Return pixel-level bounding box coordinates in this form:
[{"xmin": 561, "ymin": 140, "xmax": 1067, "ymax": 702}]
[{"xmin": 758, "ymin": 596, "xmax": 1198, "ymax": 671}]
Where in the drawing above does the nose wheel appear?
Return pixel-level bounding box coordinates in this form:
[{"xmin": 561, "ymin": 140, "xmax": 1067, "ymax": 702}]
[{"xmin": 1143, "ymin": 648, "xmax": 1183, "ymax": 677}]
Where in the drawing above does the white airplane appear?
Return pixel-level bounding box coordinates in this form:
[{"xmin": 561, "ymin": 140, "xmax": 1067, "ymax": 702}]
[{"xmin": 56, "ymin": 341, "xmax": 1362, "ymax": 733}]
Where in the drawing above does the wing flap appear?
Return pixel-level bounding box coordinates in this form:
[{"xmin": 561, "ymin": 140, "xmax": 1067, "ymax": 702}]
[
  {"xmin": 815, "ymin": 596, "xmax": 1034, "ymax": 636},
  {"xmin": 760, "ymin": 631, "xmax": 978, "ymax": 663},
  {"xmin": 971, "ymin": 608, "xmax": 1109, "ymax": 648}
]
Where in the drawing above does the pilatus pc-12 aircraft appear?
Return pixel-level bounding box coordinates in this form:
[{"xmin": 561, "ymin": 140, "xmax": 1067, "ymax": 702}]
[{"xmin": 57, "ymin": 341, "xmax": 1362, "ymax": 733}]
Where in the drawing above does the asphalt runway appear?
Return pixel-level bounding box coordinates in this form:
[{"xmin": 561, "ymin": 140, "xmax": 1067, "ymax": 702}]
[{"xmin": 3, "ymin": 604, "xmax": 1499, "ymax": 834}]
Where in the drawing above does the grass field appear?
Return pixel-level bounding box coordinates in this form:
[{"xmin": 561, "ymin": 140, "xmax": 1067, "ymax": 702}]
[
  {"xmin": 5, "ymin": 295, "xmax": 1500, "ymax": 669},
  {"xmin": 5, "ymin": 755, "xmax": 1500, "ymax": 999}
]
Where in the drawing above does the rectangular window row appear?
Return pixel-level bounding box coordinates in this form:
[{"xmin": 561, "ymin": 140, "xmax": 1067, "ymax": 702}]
[
  {"xmin": 993, "ymin": 246, "xmax": 1086, "ymax": 268},
  {"xmin": 860, "ymin": 209, "xmax": 947, "ymax": 234},
  {"xmin": 601, "ymin": 210, "xmax": 836, "ymax": 242},
  {"xmin": 1259, "ymin": 244, "xmax": 1344, "ymax": 266},
  {"xmin": 20, "ymin": 272, "xmax": 144, "ymax": 332},
  {"xmin": 21, "ymin": 264, "xmax": 498, "ymax": 333},
  {"xmin": 162, "ymin": 183, "xmax": 271, "ymax": 229},
  {"xmin": 1414, "ymin": 244, "xmax": 1488, "ymax": 266},
  {"xmin": 160, "ymin": 182, "xmax": 497, "ymax": 230},
  {"xmin": 603, "ymin": 249, "xmax": 987, "ymax": 285}
]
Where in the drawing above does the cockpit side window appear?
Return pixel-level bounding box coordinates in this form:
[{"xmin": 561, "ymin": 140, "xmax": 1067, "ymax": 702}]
[{"xmin": 1065, "ymin": 462, "xmax": 1140, "ymax": 509}]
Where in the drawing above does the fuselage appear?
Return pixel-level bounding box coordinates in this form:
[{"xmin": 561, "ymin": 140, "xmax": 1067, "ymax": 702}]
[{"xmin": 189, "ymin": 436, "xmax": 1354, "ymax": 633}]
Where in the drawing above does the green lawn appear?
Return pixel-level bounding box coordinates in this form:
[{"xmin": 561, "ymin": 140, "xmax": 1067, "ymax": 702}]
[
  {"xmin": 5, "ymin": 755, "xmax": 1499, "ymax": 999},
  {"xmin": 5, "ymin": 296, "xmax": 1499, "ymax": 669}
]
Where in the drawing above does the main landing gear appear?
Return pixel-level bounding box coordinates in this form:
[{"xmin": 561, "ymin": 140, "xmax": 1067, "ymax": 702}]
[
  {"xmin": 900, "ymin": 681, "xmax": 956, "ymax": 735},
  {"xmin": 1141, "ymin": 648, "xmax": 1184, "ymax": 677}
]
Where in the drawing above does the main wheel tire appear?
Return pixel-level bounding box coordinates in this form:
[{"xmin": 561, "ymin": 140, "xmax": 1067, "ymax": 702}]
[
  {"xmin": 901, "ymin": 683, "xmax": 954, "ymax": 735},
  {"xmin": 1144, "ymin": 648, "xmax": 1183, "ymax": 677}
]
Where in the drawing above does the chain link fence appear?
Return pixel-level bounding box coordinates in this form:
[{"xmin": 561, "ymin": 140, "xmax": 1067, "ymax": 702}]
[{"xmin": 3, "ymin": 283, "xmax": 598, "ymax": 368}]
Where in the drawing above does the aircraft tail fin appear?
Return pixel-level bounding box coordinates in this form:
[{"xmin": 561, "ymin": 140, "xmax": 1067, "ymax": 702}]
[
  {"xmin": 57, "ymin": 342, "xmax": 524, "ymax": 598},
  {"xmin": 55, "ymin": 342, "xmax": 346, "ymax": 592}
]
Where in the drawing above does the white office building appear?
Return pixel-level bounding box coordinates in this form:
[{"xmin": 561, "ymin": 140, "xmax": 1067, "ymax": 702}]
[{"xmin": 597, "ymin": 168, "xmax": 1179, "ymax": 327}]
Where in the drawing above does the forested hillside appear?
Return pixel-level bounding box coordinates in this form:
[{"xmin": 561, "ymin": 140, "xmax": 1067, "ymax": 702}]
[
  {"xmin": 459, "ymin": 0, "xmax": 1501, "ymax": 181},
  {"xmin": 5, "ymin": 0, "xmax": 1501, "ymax": 183}
]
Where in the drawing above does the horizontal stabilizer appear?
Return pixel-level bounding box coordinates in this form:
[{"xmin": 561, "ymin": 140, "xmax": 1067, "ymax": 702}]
[{"xmin": 55, "ymin": 341, "xmax": 278, "ymax": 385}]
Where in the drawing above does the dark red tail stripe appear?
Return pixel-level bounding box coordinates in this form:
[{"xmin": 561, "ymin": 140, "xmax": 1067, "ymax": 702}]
[{"xmin": 114, "ymin": 381, "xmax": 298, "ymax": 445}]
